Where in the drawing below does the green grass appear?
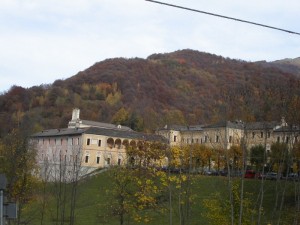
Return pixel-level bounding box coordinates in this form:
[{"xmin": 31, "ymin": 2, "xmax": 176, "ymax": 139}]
[{"xmin": 22, "ymin": 172, "xmax": 300, "ymax": 225}]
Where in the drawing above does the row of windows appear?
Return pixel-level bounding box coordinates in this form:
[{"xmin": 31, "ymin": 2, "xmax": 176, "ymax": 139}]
[
  {"xmin": 85, "ymin": 138, "xmax": 138, "ymax": 149},
  {"xmin": 173, "ymin": 131, "xmax": 272, "ymax": 143},
  {"xmin": 39, "ymin": 138, "xmax": 80, "ymax": 146},
  {"xmin": 86, "ymin": 138, "xmax": 102, "ymax": 146},
  {"xmin": 41, "ymin": 152, "xmax": 123, "ymax": 166},
  {"xmin": 178, "ymin": 135, "xmax": 233, "ymax": 144},
  {"xmin": 178, "ymin": 134, "xmax": 298, "ymax": 144},
  {"xmin": 176, "ymin": 133, "xmax": 299, "ymax": 144},
  {"xmin": 277, "ymin": 136, "xmax": 298, "ymax": 143},
  {"xmin": 41, "ymin": 153, "xmax": 79, "ymax": 163},
  {"xmin": 252, "ymin": 132, "xmax": 271, "ymax": 139},
  {"xmin": 84, "ymin": 155, "xmax": 122, "ymax": 165}
]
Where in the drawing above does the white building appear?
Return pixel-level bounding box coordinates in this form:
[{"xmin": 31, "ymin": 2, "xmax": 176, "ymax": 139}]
[{"xmin": 32, "ymin": 108, "xmax": 166, "ymax": 181}]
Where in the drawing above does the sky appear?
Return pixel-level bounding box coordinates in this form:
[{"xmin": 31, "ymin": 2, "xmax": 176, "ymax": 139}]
[{"xmin": 0, "ymin": 0, "xmax": 300, "ymax": 93}]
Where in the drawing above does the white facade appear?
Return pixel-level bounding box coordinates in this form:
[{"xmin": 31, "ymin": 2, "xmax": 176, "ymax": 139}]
[{"xmin": 33, "ymin": 109, "xmax": 166, "ymax": 181}]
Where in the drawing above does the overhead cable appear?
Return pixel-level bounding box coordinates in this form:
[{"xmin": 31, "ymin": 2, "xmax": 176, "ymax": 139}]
[{"xmin": 145, "ymin": 0, "xmax": 300, "ymax": 36}]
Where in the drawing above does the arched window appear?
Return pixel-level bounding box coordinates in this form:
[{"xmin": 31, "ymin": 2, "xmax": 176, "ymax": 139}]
[
  {"xmin": 122, "ymin": 139, "xmax": 129, "ymax": 148},
  {"xmin": 115, "ymin": 139, "xmax": 122, "ymax": 149},
  {"xmin": 130, "ymin": 140, "xmax": 136, "ymax": 147},
  {"xmin": 107, "ymin": 138, "xmax": 114, "ymax": 148}
]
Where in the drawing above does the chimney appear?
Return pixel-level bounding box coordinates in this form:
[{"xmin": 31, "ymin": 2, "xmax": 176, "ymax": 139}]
[
  {"xmin": 281, "ymin": 116, "xmax": 287, "ymax": 127},
  {"xmin": 72, "ymin": 108, "xmax": 80, "ymax": 121}
]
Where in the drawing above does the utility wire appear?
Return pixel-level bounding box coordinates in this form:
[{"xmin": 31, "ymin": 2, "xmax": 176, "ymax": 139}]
[{"xmin": 145, "ymin": 0, "xmax": 300, "ymax": 36}]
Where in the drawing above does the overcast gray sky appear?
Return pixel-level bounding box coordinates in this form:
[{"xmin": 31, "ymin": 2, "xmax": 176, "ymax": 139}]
[{"xmin": 1, "ymin": 0, "xmax": 299, "ymax": 92}]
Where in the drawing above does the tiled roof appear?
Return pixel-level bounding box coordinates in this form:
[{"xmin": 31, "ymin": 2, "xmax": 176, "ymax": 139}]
[
  {"xmin": 80, "ymin": 120, "xmax": 132, "ymax": 131},
  {"xmin": 202, "ymin": 121, "xmax": 244, "ymax": 129},
  {"xmin": 245, "ymin": 121, "xmax": 279, "ymax": 130},
  {"xmin": 160, "ymin": 120, "xmax": 285, "ymax": 131},
  {"xmin": 273, "ymin": 125, "xmax": 300, "ymax": 132},
  {"xmin": 85, "ymin": 127, "xmax": 167, "ymax": 142},
  {"xmin": 158, "ymin": 125, "xmax": 203, "ymax": 131},
  {"xmin": 32, "ymin": 128, "xmax": 87, "ymax": 137},
  {"xmin": 32, "ymin": 127, "xmax": 168, "ymax": 143}
]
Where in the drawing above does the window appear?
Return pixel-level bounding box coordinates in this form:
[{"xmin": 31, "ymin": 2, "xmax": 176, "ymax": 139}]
[
  {"xmin": 261, "ymin": 132, "xmax": 263, "ymax": 138},
  {"xmin": 107, "ymin": 158, "xmax": 111, "ymax": 165},
  {"xmin": 196, "ymin": 139, "xmax": 199, "ymax": 143},
  {"xmin": 229, "ymin": 136, "xmax": 232, "ymax": 143},
  {"xmin": 286, "ymin": 136, "xmax": 289, "ymax": 144},
  {"xmin": 87, "ymin": 138, "xmax": 91, "ymax": 145},
  {"xmin": 205, "ymin": 136, "xmax": 208, "ymax": 143},
  {"xmin": 118, "ymin": 158, "xmax": 121, "ymax": 165},
  {"xmin": 295, "ymin": 136, "xmax": 298, "ymax": 143},
  {"xmin": 85, "ymin": 155, "xmax": 89, "ymax": 163},
  {"xmin": 173, "ymin": 135, "xmax": 177, "ymax": 142},
  {"xmin": 61, "ymin": 139, "xmax": 63, "ymax": 145},
  {"xmin": 216, "ymin": 135, "xmax": 219, "ymax": 143},
  {"xmin": 129, "ymin": 157, "xmax": 135, "ymax": 166},
  {"xmin": 277, "ymin": 136, "xmax": 280, "ymax": 143},
  {"xmin": 252, "ymin": 132, "xmax": 255, "ymax": 138},
  {"xmin": 96, "ymin": 156, "xmax": 100, "ymax": 164},
  {"xmin": 98, "ymin": 140, "xmax": 102, "ymax": 147},
  {"xmin": 267, "ymin": 132, "xmax": 271, "ymax": 138}
]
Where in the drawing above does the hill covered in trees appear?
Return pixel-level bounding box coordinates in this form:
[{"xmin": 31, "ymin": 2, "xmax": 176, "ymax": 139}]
[{"xmin": 1, "ymin": 49, "xmax": 300, "ymax": 137}]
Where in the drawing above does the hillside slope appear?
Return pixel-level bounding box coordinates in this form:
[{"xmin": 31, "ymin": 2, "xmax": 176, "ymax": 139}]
[{"xmin": 0, "ymin": 49, "xmax": 299, "ymax": 136}]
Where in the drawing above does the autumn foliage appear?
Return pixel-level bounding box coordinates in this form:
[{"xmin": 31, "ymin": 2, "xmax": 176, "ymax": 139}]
[{"xmin": 0, "ymin": 49, "xmax": 300, "ymax": 138}]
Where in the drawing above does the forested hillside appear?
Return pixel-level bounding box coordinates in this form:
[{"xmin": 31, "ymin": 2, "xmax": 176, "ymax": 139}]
[{"xmin": 1, "ymin": 49, "xmax": 300, "ymax": 137}]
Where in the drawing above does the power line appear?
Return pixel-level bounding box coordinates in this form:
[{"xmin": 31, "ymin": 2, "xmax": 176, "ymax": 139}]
[{"xmin": 145, "ymin": 0, "xmax": 300, "ymax": 36}]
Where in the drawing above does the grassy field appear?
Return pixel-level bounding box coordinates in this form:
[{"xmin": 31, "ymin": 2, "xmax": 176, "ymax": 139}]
[{"xmin": 22, "ymin": 171, "xmax": 300, "ymax": 225}]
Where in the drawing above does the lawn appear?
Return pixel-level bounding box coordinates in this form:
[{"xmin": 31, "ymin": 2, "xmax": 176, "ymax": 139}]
[{"xmin": 22, "ymin": 171, "xmax": 300, "ymax": 225}]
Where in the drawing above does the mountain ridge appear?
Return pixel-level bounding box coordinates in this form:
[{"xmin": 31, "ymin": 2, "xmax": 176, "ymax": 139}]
[{"xmin": 0, "ymin": 49, "xmax": 299, "ymax": 136}]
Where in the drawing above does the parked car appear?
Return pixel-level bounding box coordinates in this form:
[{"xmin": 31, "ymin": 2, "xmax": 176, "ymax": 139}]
[
  {"xmin": 265, "ymin": 172, "xmax": 278, "ymax": 180},
  {"xmin": 244, "ymin": 170, "xmax": 256, "ymax": 179},
  {"xmin": 203, "ymin": 169, "xmax": 217, "ymax": 176},
  {"xmin": 287, "ymin": 173, "xmax": 299, "ymax": 181}
]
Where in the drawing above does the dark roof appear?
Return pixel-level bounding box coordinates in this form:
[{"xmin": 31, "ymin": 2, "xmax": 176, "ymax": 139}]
[
  {"xmin": 159, "ymin": 125, "xmax": 203, "ymax": 131},
  {"xmin": 273, "ymin": 125, "xmax": 300, "ymax": 133},
  {"xmin": 202, "ymin": 121, "xmax": 244, "ymax": 129},
  {"xmin": 68, "ymin": 119, "xmax": 132, "ymax": 131},
  {"xmin": 80, "ymin": 120, "xmax": 132, "ymax": 131},
  {"xmin": 32, "ymin": 127, "xmax": 167, "ymax": 143},
  {"xmin": 32, "ymin": 128, "xmax": 87, "ymax": 137},
  {"xmin": 245, "ymin": 121, "xmax": 279, "ymax": 130},
  {"xmin": 85, "ymin": 127, "xmax": 167, "ymax": 142}
]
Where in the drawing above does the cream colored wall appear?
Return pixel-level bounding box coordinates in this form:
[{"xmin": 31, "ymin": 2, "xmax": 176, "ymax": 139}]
[
  {"xmin": 245, "ymin": 129, "xmax": 274, "ymax": 150},
  {"xmin": 156, "ymin": 129, "xmax": 182, "ymax": 146},
  {"xmin": 158, "ymin": 127, "xmax": 244, "ymax": 150},
  {"xmin": 201, "ymin": 127, "xmax": 243, "ymax": 150},
  {"xmin": 181, "ymin": 131, "xmax": 203, "ymax": 145},
  {"xmin": 81, "ymin": 133, "xmax": 128, "ymax": 168}
]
